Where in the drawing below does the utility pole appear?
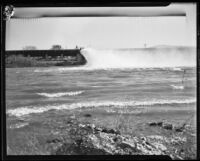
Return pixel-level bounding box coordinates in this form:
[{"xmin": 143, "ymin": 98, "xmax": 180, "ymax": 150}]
[{"xmin": 182, "ymin": 69, "xmax": 186, "ymax": 84}]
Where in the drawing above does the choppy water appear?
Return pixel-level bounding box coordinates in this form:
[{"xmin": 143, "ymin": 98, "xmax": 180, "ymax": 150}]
[{"xmin": 6, "ymin": 48, "xmax": 196, "ymax": 129}]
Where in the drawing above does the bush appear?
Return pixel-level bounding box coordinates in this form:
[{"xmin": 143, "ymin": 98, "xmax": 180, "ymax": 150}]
[
  {"xmin": 6, "ymin": 55, "xmax": 56, "ymax": 67},
  {"xmin": 6, "ymin": 54, "xmax": 87, "ymax": 68},
  {"xmin": 6, "ymin": 55, "xmax": 36, "ymax": 67}
]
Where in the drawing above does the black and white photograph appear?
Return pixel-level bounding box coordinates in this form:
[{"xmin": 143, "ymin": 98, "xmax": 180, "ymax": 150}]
[{"xmin": 4, "ymin": 2, "xmax": 197, "ymax": 159}]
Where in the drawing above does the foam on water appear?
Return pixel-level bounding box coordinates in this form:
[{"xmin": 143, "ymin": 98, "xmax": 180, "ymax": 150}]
[
  {"xmin": 9, "ymin": 122, "xmax": 29, "ymax": 129},
  {"xmin": 171, "ymin": 67, "xmax": 183, "ymax": 71},
  {"xmin": 7, "ymin": 98, "xmax": 196, "ymax": 117},
  {"xmin": 37, "ymin": 91, "xmax": 84, "ymax": 98},
  {"xmin": 170, "ymin": 85, "xmax": 185, "ymax": 90}
]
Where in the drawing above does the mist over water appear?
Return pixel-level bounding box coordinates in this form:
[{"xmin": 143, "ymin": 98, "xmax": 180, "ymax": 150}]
[{"xmin": 81, "ymin": 47, "xmax": 196, "ymax": 69}]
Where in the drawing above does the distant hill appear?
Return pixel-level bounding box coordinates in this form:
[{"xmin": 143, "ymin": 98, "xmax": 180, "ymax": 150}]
[{"xmin": 149, "ymin": 45, "xmax": 195, "ymax": 49}]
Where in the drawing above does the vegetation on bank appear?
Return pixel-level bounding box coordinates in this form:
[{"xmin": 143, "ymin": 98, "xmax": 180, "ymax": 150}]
[
  {"xmin": 6, "ymin": 55, "xmax": 53, "ymax": 67},
  {"xmin": 6, "ymin": 44, "xmax": 85, "ymax": 68},
  {"xmin": 5, "ymin": 54, "xmax": 86, "ymax": 68},
  {"xmin": 7, "ymin": 112, "xmax": 196, "ymax": 159}
]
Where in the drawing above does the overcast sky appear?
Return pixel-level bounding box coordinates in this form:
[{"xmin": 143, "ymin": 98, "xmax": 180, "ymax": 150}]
[{"xmin": 6, "ymin": 3, "xmax": 196, "ymax": 50}]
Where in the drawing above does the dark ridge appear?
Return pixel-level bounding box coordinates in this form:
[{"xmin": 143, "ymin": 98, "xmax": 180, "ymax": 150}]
[{"xmin": 5, "ymin": 49, "xmax": 87, "ymax": 67}]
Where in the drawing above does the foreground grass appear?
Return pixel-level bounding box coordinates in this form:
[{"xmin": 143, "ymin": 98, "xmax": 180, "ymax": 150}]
[{"xmin": 7, "ymin": 111, "xmax": 196, "ymax": 159}]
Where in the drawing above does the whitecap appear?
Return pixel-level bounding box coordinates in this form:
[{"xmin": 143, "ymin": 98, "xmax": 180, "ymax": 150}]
[
  {"xmin": 170, "ymin": 85, "xmax": 184, "ymax": 90},
  {"xmin": 9, "ymin": 122, "xmax": 29, "ymax": 129},
  {"xmin": 7, "ymin": 98, "xmax": 196, "ymax": 117},
  {"xmin": 170, "ymin": 67, "xmax": 183, "ymax": 71},
  {"xmin": 37, "ymin": 91, "xmax": 84, "ymax": 98}
]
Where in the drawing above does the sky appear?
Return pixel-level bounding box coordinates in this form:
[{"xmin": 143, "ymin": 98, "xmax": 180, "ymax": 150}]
[{"xmin": 6, "ymin": 3, "xmax": 196, "ymax": 50}]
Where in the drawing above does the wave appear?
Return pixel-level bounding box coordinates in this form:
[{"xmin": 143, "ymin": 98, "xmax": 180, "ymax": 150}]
[
  {"xmin": 33, "ymin": 66, "xmax": 195, "ymax": 73},
  {"xmin": 7, "ymin": 98, "xmax": 196, "ymax": 117},
  {"xmin": 170, "ymin": 85, "xmax": 184, "ymax": 90},
  {"xmin": 9, "ymin": 122, "xmax": 29, "ymax": 129},
  {"xmin": 80, "ymin": 47, "xmax": 196, "ymax": 69},
  {"xmin": 170, "ymin": 67, "xmax": 183, "ymax": 71},
  {"xmin": 37, "ymin": 91, "xmax": 84, "ymax": 98}
]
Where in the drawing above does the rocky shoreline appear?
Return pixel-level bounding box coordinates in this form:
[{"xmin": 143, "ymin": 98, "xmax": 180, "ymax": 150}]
[
  {"xmin": 43, "ymin": 117, "xmax": 196, "ymax": 159},
  {"xmin": 7, "ymin": 107, "xmax": 196, "ymax": 159}
]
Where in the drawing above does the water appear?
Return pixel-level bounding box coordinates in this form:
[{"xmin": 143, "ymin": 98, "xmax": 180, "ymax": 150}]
[{"xmin": 6, "ymin": 47, "xmax": 196, "ymax": 129}]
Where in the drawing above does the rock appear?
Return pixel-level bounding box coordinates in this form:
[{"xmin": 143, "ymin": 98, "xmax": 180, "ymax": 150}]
[
  {"xmin": 61, "ymin": 121, "xmax": 167, "ymax": 155},
  {"xmin": 46, "ymin": 138, "xmax": 61, "ymax": 144},
  {"xmin": 148, "ymin": 121, "xmax": 163, "ymax": 127},
  {"xmin": 162, "ymin": 123, "xmax": 173, "ymax": 130},
  {"xmin": 148, "ymin": 121, "xmax": 185, "ymax": 131},
  {"xmin": 79, "ymin": 124, "xmax": 85, "ymax": 127},
  {"xmin": 78, "ymin": 131, "xmax": 167, "ymax": 155},
  {"xmin": 157, "ymin": 122, "xmax": 163, "ymax": 126},
  {"xmin": 70, "ymin": 115, "xmax": 76, "ymax": 119},
  {"xmin": 152, "ymin": 142, "xmax": 167, "ymax": 151},
  {"xmin": 174, "ymin": 126, "xmax": 184, "ymax": 132},
  {"xmin": 50, "ymin": 119, "xmax": 192, "ymax": 158},
  {"xmin": 90, "ymin": 124, "xmax": 95, "ymax": 129},
  {"xmin": 66, "ymin": 119, "xmax": 75, "ymax": 124},
  {"xmin": 148, "ymin": 122, "xmax": 158, "ymax": 126},
  {"xmin": 101, "ymin": 128, "xmax": 120, "ymax": 135},
  {"xmin": 171, "ymin": 136, "xmax": 187, "ymax": 145},
  {"xmin": 113, "ymin": 137, "xmax": 118, "ymax": 142},
  {"xmin": 83, "ymin": 114, "xmax": 92, "ymax": 117},
  {"xmin": 148, "ymin": 135, "xmax": 165, "ymax": 141},
  {"xmin": 94, "ymin": 127, "xmax": 102, "ymax": 132},
  {"xmin": 174, "ymin": 123, "xmax": 186, "ymax": 132}
]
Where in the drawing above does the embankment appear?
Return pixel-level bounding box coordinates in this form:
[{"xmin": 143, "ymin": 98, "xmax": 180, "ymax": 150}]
[{"xmin": 5, "ymin": 49, "xmax": 86, "ymax": 68}]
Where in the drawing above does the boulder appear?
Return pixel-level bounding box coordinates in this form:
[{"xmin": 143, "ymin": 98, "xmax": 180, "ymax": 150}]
[
  {"xmin": 162, "ymin": 123, "xmax": 173, "ymax": 130},
  {"xmin": 83, "ymin": 114, "xmax": 92, "ymax": 117},
  {"xmin": 148, "ymin": 121, "xmax": 163, "ymax": 127}
]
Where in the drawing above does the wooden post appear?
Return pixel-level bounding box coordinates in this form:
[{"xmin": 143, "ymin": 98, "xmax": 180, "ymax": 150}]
[{"xmin": 182, "ymin": 69, "xmax": 186, "ymax": 84}]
